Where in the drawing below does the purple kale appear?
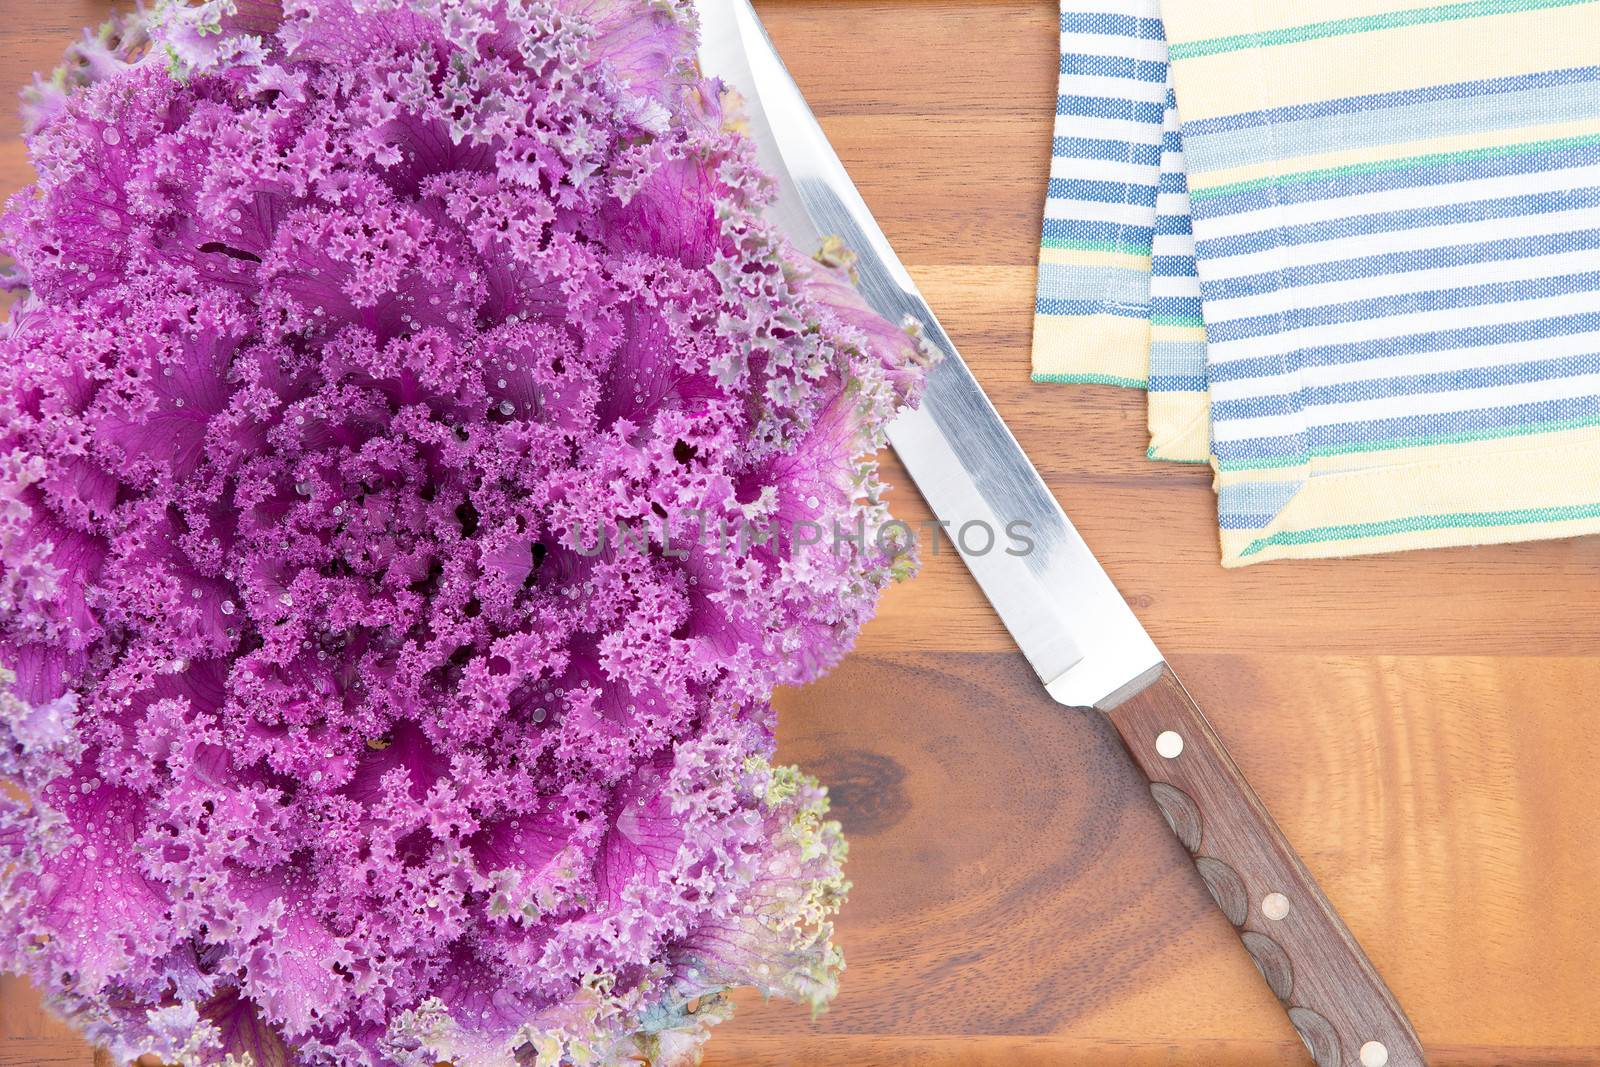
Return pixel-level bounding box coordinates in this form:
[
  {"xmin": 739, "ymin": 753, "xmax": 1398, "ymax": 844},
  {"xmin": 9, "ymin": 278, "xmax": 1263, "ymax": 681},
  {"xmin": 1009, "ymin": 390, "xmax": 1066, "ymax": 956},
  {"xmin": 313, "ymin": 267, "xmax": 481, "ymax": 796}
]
[{"xmin": 0, "ymin": 2, "xmax": 926, "ymax": 1064}]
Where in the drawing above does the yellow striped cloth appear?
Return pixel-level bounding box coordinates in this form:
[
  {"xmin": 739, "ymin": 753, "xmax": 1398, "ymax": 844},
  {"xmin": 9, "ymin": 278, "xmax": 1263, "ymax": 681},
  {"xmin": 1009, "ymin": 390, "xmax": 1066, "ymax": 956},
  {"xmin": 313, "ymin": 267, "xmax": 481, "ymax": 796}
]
[{"xmin": 1035, "ymin": 0, "xmax": 1600, "ymax": 565}]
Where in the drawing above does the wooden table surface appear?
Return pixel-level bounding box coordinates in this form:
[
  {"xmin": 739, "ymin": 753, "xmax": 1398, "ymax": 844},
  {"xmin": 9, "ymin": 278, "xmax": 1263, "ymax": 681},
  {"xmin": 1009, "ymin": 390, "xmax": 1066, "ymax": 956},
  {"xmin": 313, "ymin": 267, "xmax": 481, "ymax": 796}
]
[{"xmin": 3, "ymin": 2, "xmax": 1599, "ymax": 1065}]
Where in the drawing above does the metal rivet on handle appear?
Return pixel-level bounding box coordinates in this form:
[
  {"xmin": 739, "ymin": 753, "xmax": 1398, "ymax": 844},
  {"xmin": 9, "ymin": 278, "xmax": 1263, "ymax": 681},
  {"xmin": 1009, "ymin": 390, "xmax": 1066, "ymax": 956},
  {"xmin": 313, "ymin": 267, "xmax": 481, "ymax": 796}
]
[
  {"xmin": 1261, "ymin": 892, "xmax": 1291, "ymax": 921},
  {"xmin": 1360, "ymin": 1041, "xmax": 1389, "ymax": 1067},
  {"xmin": 1155, "ymin": 731, "xmax": 1184, "ymax": 759}
]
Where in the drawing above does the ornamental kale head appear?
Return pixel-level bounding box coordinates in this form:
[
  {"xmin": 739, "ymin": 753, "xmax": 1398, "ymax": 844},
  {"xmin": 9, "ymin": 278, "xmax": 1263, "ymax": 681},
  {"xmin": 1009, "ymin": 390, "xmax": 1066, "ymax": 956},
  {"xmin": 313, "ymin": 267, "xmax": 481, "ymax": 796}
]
[{"xmin": 0, "ymin": 2, "xmax": 926, "ymax": 1064}]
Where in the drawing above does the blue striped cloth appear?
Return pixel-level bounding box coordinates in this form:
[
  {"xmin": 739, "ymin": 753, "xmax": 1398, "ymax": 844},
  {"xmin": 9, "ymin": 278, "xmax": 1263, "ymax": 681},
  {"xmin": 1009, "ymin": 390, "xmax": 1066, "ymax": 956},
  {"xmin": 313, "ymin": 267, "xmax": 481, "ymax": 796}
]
[
  {"xmin": 1035, "ymin": 0, "xmax": 1600, "ymax": 565},
  {"xmin": 1148, "ymin": 91, "xmax": 1208, "ymax": 461},
  {"xmin": 1034, "ymin": 4, "xmax": 1212, "ymax": 461}
]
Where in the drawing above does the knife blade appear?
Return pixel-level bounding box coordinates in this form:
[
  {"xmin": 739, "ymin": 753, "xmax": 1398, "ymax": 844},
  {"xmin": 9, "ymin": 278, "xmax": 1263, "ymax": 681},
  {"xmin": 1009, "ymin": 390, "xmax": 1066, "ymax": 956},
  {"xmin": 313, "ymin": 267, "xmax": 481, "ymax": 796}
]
[
  {"xmin": 698, "ymin": 0, "xmax": 1159, "ymax": 712},
  {"xmin": 696, "ymin": 3, "xmax": 1428, "ymax": 1065}
]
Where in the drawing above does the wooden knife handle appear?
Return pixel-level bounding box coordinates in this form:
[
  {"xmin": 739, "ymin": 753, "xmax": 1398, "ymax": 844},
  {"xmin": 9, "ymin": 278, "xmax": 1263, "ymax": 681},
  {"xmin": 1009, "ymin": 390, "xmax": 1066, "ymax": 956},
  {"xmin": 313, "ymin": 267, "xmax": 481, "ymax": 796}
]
[{"xmin": 1104, "ymin": 665, "xmax": 1427, "ymax": 1067}]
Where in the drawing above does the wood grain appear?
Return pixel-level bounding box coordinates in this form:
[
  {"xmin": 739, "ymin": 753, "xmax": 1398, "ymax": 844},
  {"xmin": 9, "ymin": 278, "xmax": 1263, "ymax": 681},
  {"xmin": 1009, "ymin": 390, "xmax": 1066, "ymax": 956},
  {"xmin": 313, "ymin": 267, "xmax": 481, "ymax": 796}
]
[{"xmin": 4, "ymin": 1, "xmax": 1600, "ymax": 1066}]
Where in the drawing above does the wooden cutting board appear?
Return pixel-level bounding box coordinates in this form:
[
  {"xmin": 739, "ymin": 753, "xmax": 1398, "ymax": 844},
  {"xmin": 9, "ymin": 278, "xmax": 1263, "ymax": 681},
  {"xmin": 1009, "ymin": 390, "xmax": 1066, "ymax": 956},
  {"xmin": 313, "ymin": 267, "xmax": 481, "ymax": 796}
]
[{"xmin": 3, "ymin": 2, "xmax": 1599, "ymax": 1065}]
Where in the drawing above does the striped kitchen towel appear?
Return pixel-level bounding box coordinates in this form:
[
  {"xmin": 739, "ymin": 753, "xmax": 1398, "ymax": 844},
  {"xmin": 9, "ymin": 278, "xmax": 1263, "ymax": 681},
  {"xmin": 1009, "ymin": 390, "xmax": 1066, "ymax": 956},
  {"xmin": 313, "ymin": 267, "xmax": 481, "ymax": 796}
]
[
  {"xmin": 1034, "ymin": 3, "xmax": 1164, "ymax": 392},
  {"xmin": 1035, "ymin": 3, "xmax": 1211, "ymax": 462},
  {"xmin": 1035, "ymin": 0, "xmax": 1600, "ymax": 565},
  {"xmin": 1148, "ymin": 92, "xmax": 1209, "ymax": 463}
]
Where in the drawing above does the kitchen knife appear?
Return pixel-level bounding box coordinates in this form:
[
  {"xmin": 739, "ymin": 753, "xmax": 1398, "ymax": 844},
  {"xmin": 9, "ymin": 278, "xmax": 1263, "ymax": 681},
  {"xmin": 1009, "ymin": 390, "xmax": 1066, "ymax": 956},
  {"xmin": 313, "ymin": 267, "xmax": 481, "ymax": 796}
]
[{"xmin": 697, "ymin": 3, "xmax": 1427, "ymax": 1065}]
